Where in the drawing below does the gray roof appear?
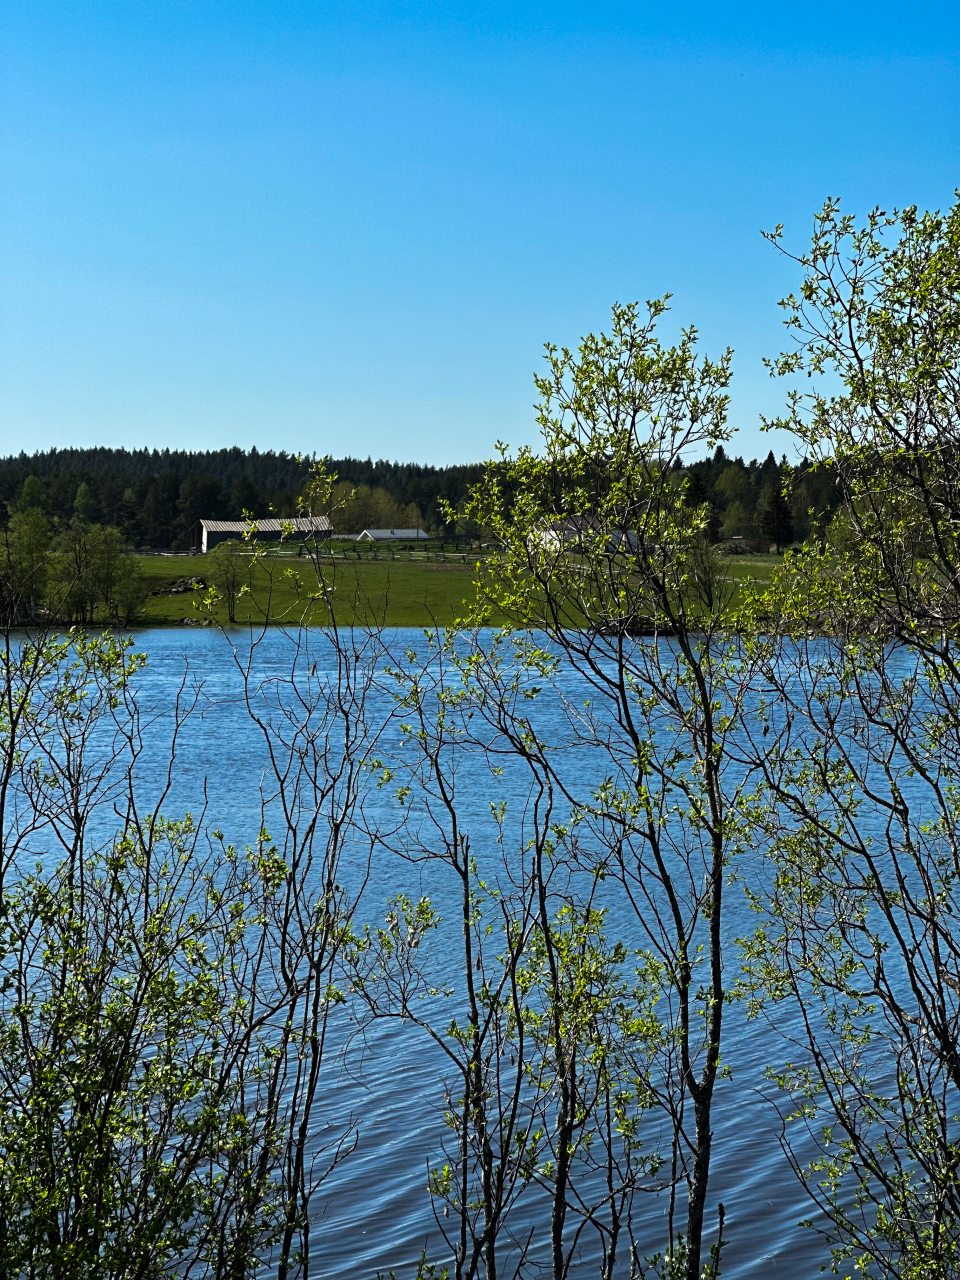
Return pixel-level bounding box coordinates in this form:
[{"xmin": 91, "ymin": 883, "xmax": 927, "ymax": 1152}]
[
  {"xmin": 356, "ymin": 528, "xmax": 428, "ymax": 540},
  {"xmin": 200, "ymin": 517, "xmax": 331, "ymax": 534}
]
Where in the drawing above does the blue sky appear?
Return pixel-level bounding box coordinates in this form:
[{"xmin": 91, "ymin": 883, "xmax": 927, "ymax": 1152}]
[{"xmin": 1, "ymin": 2, "xmax": 958, "ymax": 466}]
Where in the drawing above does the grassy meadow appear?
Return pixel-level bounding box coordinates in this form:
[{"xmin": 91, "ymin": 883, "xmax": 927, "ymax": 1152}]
[
  {"xmin": 137, "ymin": 543, "xmax": 780, "ymax": 629},
  {"xmin": 139, "ymin": 545, "xmax": 491, "ymax": 628}
]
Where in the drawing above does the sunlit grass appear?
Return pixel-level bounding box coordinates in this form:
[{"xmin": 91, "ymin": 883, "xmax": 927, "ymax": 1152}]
[
  {"xmin": 136, "ymin": 549, "xmax": 782, "ymax": 629},
  {"xmin": 137, "ymin": 549, "xmax": 493, "ymax": 628}
]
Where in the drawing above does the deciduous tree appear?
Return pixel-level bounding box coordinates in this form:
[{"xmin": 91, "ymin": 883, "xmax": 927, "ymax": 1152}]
[
  {"xmin": 744, "ymin": 193, "xmax": 960, "ymax": 1276},
  {"xmin": 450, "ymin": 300, "xmax": 751, "ymax": 1279}
]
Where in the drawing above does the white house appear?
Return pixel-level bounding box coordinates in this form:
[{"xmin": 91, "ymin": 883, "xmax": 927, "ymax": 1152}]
[
  {"xmin": 529, "ymin": 516, "xmax": 643, "ymax": 558},
  {"xmin": 530, "ymin": 516, "xmax": 601, "ymax": 554}
]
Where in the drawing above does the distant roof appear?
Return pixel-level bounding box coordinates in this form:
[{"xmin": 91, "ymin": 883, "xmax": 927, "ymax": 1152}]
[
  {"xmin": 540, "ymin": 516, "xmax": 602, "ymax": 534},
  {"xmin": 356, "ymin": 528, "xmax": 428, "ymax": 540},
  {"xmin": 199, "ymin": 516, "xmax": 331, "ymax": 534}
]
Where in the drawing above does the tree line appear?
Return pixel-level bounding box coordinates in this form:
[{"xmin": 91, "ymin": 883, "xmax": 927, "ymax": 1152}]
[
  {"xmin": 0, "ymin": 448, "xmax": 491, "ymax": 550},
  {"xmin": 0, "ymin": 444, "xmax": 838, "ymax": 554},
  {"xmin": 1, "ymin": 192, "xmax": 958, "ymax": 1280}
]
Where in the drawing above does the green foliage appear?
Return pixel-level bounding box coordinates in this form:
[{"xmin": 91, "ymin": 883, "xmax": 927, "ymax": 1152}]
[
  {"xmin": 15, "ymin": 473, "xmax": 46, "ymax": 512},
  {"xmin": 0, "ymin": 521, "xmax": 150, "ymax": 627},
  {"xmin": 0, "ymin": 625, "xmax": 375, "ymax": 1277},
  {"xmin": 0, "ymin": 825, "xmax": 285, "ymax": 1277},
  {"xmin": 0, "ymin": 507, "xmax": 51, "ymax": 624},
  {"xmin": 462, "ymin": 299, "xmax": 736, "ymax": 636},
  {"xmin": 766, "ymin": 194, "xmax": 960, "ymax": 637},
  {"xmin": 0, "ymin": 448, "xmax": 487, "ymax": 550},
  {"xmin": 742, "ymin": 192, "xmax": 960, "ymax": 1277},
  {"xmin": 756, "ymin": 477, "xmax": 793, "ymax": 550},
  {"xmin": 326, "ymin": 479, "xmax": 423, "ymax": 534},
  {"xmin": 206, "ymin": 538, "xmax": 253, "ymax": 623},
  {"xmin": 400, "ymin": 301, "xmax": 754, "ymax": 1280}
]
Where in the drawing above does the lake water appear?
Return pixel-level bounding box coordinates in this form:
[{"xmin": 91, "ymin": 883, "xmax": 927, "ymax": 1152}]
[{"xmin": 11, "ymin": 627, "xmax": 891, "ymax": 1277}]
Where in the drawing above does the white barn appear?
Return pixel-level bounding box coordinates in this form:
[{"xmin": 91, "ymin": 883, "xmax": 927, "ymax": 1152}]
[{"xmin": 196, "ymin": 516, "xmax": 332, "ymax": 553}]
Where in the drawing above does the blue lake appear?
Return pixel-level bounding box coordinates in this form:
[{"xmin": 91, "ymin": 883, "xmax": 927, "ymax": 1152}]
[{"xmin": 16, "ymin": 626, "xmax": 892, "ymax": 1277}]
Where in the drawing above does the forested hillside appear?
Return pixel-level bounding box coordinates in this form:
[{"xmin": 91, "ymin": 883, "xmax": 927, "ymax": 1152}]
[
  {"xmin": 0, "ymin": 444, "xmax": 837, "ymax": 550},
  {"xmin": 0, "ymin": 448, "xmax": 487, "ymax": 550}
]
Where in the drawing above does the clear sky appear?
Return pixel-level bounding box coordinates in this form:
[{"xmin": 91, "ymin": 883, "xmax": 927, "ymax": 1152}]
[{"xmin": 1, "ymin": 1, "xmax": 958, "ymax": 467}]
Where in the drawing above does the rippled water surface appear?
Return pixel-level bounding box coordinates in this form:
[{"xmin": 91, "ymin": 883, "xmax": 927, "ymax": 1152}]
[{"xmin": 97, "ymin": 628, "xmax": 875, "ymax": 1277}]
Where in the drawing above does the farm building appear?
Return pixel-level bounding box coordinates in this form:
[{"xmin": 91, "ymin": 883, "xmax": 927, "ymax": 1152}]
[
  {"xmin": 530, "ymin": 517, "xmax": 641, "ymax": 556},
  {"xmin": 724, "ymin": 536, "xmax": 765, "ymax": 553},
  {"xmin": 195, "ymin": 516, "xmax": 332, "ymax": 553},
  {"xmin": 355, "ymin": 528, "xmax": 429, "ymax": 542},
  {"xmin": 530, "ymin": 516, "xmax": 601, "ymax": 554}
]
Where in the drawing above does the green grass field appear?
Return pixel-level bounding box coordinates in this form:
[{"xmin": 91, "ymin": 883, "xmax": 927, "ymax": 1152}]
[
  {"xmin": 137, "ymin": 547, "xmax": 780, "ymax": 629},
  {"xmin": 138, "ymin": 548, "xmax": 490, "ymax": 628},
  {"xmin": 717, "ymin": 554, "xmax": 779, "ymax": 591}
]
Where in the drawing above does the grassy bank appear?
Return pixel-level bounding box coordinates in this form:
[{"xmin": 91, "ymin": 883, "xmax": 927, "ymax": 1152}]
[
  {"xmin": 138, "ymin": 547, "xmax": 780, "ymax": 629},
  {"xmin": 139, "ymin": 547, "xmax": 492, "ymax": 627}
]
